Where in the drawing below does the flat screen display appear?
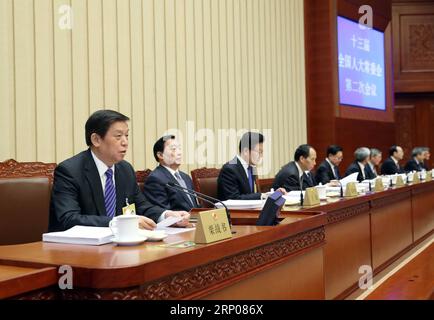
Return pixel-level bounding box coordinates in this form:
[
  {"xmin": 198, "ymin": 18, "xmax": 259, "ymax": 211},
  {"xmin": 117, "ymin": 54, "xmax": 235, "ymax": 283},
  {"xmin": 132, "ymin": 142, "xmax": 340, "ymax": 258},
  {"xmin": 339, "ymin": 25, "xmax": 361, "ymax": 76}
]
[{"xmin": 337, "ymin": 16, "xmax": 386, "ymax": 111}]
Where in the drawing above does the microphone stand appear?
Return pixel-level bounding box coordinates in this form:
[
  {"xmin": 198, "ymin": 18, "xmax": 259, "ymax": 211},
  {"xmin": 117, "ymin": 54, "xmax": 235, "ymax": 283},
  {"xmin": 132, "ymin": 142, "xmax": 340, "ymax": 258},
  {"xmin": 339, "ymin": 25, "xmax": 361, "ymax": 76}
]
[
  {"xmin": 165, "ymin": 182, "xmax": 235, "ymax": 234},
  {"xmin": 337, "ymin": 179, "xmax": 344, "ymax": 198},
  {"xmin": 299, "ymin": 174, "xmax": 304, "ymax": 206}
]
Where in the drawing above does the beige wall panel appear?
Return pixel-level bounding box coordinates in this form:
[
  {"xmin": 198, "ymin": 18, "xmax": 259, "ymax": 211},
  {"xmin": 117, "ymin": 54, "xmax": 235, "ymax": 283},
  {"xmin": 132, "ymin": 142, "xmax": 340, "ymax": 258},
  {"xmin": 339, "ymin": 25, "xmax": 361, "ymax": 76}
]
[
  {"xmin": 71, "ymin": 0, "xmax": 89, "ymax": 155},
  {"xmin": 2, "ymin": 0, "xmax": 307, "ymax": 178},
  {"xmin": 129, "ymin": 0, "xmax": 145, "ymax": 168},
  {"xmin": 102, "ymin": 0, "xmax": 119, "ymax": 109},
  {"xmin": 14, "ymin": 0, "xmax": 36, "ymax": 161},
  {"xmin": 0, "ymin": 0, "xmax": 16, "ymax": 160},
  {"xmin": 117, "ymin": 0, "xmax": 133, "ymax": 162}
]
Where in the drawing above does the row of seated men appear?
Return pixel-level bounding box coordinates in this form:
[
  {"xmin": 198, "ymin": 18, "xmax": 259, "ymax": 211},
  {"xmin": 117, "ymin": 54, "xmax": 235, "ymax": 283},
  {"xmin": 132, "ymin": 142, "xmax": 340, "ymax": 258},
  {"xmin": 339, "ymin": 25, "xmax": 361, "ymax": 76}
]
[{"xmin": 49, "ymin": 109, "xmax": 431, "ymax": 233}]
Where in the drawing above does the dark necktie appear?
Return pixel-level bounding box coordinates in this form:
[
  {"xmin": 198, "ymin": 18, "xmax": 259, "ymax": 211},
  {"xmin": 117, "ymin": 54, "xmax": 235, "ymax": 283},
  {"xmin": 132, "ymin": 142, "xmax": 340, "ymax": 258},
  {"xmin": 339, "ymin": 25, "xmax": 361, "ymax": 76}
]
[
  {"xmin": 104, "ymin": 168, "xmax": 116, "ymax": 218},
  {"xmin": 174, "ymin": 171, "xmax": 195, "ymax": 207},
  {"xmin": 333, "ymin": 166, "xmax": 340, "ymax": 179},
  {"xmin": 305, "ymin": 172, "xmax": 314, "ymax": 186},
  {"xmin": 247, "ymin": 166, "xmax": 254, "ymax": 192}
]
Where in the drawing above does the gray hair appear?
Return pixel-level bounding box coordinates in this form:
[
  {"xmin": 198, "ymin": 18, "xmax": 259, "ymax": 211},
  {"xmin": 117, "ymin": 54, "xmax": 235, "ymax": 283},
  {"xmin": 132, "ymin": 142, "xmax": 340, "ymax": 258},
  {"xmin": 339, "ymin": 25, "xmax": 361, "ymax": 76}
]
[
  {"xmin": 411, "ymin": 147, "xmax": 424, "ymax": 158},
  {"xmin": 370, "ymin": 148, "xmax": 382, "ymax": 158},
  {"xmin": 354, "ymin": 147, "xmax": 370, "ymax": 162}
]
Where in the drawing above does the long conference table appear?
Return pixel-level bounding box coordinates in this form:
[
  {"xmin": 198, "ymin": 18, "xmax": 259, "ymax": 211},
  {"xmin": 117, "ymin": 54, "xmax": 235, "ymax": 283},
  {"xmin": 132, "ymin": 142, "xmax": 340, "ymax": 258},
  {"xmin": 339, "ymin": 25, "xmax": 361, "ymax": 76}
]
[{"xmin": 0, "ymin": 180, "xmax": 433, "ymax": 300}]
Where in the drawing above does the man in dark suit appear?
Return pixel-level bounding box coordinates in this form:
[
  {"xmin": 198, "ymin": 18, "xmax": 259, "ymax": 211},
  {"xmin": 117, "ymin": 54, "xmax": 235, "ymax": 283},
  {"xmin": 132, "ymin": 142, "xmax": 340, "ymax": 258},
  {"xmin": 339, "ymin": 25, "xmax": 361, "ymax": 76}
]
[
  {"xmin": 273, "ymin": 144, "xmax": 317, "ymax": 191},
  {"xmin": 143, "ymin": 135, "xmax": 198, "ymax": 222},
  {"xmin": 345, "ymin": 147, "xmax": 370, "ymax": 182},
  {"xmin": 315, "ymin": 145, "xmax": 343, "ymax": 185},
  {"xmin": 49, "ymin": 110, "xmax": 161, "ymax": 232},
  {"xmin": 365, "ymin": 148, "xmax": 382, "ymax": 179},
  {"xmin": 218, "ymin": 132, "xmax": 285, "ymax": 201},
  {"xmin": 381, "ymin": 145, "xmax": 404, "ymax": 175},
  {"xmin": 404, "ymin": 147, "xmax": 425, "ymax": 172},
  {"xmin": 422, "ymin": 147, "xmax": 431, "ymax": 170}
]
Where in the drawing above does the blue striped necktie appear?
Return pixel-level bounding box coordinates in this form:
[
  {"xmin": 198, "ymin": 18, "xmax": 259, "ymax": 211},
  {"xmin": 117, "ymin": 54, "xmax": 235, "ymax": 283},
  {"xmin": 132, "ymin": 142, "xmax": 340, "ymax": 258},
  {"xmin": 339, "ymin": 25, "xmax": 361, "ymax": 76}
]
[{"xmin": 104, "ymin": 168, "xmax": 116, "ymax": 218}]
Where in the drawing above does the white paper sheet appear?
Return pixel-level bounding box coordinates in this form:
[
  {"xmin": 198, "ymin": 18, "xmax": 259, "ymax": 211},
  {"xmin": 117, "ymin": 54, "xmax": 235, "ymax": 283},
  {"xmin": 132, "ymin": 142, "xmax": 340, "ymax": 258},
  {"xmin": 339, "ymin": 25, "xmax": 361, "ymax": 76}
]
[
  {"xmin": 215, "ymin": 200, "xmax": 265, "ymax": 210},
  {"xmin": 156, "ymin": 226, "xmax": 196, "ymax": 235},
  {"xmin": 156, "ymin": 216, "xmax": 184, "ymax": 228},
  {"xmin": 339, "ymin": 172, "xmax": 359, "ymax": 185}
]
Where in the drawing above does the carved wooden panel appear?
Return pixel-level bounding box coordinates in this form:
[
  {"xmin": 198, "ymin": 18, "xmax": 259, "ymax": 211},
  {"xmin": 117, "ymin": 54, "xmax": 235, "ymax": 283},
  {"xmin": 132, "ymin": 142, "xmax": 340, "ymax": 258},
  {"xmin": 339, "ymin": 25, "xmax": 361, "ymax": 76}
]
[
  {"xmin": 402, "ymin": 17, "xmax": 434, "ymax": 72},
  {"xmin": 16, "ymin": 227, "xmax": 325, "ymax": 300},
  {"xmin": 393, "ymin": 3, "xmax": 434, "ymax": 92},
  {"xmin": 327, "ymin": 202, "xmax": 370, "ymax": 224},
  {"xmin": 0, "ymin": 159, "xmax": 56, "ymax": 182}
]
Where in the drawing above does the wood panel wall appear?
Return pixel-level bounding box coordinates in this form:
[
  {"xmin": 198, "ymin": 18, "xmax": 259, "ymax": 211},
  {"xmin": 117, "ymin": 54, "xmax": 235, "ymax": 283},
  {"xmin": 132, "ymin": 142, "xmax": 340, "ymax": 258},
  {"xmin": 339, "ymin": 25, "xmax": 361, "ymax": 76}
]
[{"xmin": 304, "ymin": 0, "xmax": 395, "ymax": 172}]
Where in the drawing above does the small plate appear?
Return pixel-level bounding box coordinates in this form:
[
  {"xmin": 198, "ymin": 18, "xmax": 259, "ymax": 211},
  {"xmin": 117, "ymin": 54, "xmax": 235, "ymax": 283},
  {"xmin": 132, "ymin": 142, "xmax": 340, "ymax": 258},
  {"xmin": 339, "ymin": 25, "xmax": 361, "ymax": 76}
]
[
  {"xmin": 327, "ymin": 191, "xmax": 341, "ymax": 198},
  {"xmin": 112, "ymin": 236, "xmax": 147, "ymax": 246},
  {"xmin": 138, "ymin": 230, "xmax": 168, "ymax": 242},
  {"xmin": 285, "ymin": 199, "xmax": 300, "ymax": 206}
]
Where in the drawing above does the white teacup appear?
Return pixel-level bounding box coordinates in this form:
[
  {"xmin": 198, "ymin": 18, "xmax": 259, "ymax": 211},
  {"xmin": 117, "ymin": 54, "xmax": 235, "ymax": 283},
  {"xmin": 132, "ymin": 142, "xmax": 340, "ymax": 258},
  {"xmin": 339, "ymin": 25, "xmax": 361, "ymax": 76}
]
[{"xmin": 109, "ymin": 215, "xmax": 140, "ymax": 241}]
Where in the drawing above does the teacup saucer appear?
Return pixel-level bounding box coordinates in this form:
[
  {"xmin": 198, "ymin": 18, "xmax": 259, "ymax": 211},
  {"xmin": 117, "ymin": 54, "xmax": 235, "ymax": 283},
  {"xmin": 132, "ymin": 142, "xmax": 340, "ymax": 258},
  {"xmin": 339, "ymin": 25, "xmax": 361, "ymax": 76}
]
[
  {"xmin": 112, "ymin": 236, "xmax": 147, "ymax": 246},
  {"xmin": 138, "ymin": 230, "xmax": 168, "ymax": 242}
]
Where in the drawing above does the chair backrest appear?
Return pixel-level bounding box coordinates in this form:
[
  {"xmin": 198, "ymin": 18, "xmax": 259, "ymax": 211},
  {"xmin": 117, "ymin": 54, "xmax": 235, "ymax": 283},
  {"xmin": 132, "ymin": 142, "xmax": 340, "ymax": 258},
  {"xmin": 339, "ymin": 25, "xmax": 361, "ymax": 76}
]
[
  {"xmin": 256, "ymin": 178, "xmax": 274, "ymax": 193},
  {"xmin": 0, "ymin": 159, "xmax": 57, "ymax": 245},
  {"xmin": 0, "ymin": 177, "xmax": 51, "ymax": 245},
  {"xmin": 136, "ymin": 169, "xmax": 152, "ymax": 193},
  {"xmin": 190, "ymin": 167, "xmax": 221, "ymax": 208}
]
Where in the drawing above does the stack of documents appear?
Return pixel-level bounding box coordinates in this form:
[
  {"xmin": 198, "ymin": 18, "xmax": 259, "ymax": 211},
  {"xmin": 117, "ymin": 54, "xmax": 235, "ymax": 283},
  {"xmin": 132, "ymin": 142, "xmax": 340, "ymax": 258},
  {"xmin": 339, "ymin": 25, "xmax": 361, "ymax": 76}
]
[{"xmin": 42, "ymin": 226, "xmax": 114, "ymax": 246}]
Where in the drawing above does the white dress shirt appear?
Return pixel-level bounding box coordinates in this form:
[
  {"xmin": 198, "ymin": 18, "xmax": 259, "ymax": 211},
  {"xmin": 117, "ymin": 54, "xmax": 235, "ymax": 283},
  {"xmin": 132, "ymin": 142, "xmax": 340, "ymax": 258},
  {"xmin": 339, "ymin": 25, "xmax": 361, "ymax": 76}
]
[
  {"xmin": 91, "ymin": 150, "xmax": 115, "ymax": 193},
  {"xmin": 358, "ymin": 162, "xmax": 366, "ymax": 180},
  {"xmin": 237, "ymin": 155, "xmax": 251, "ymax": 178},
  {"xmin": 326, "ymin": 158, "xmax": 337, "ymax": 178}
]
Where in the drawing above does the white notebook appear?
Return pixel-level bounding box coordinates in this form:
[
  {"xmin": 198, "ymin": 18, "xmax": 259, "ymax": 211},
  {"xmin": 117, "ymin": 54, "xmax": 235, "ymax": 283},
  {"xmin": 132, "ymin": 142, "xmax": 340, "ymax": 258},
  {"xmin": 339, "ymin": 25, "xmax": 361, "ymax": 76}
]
[{"xmin": 42, "ymin": 226, "xmax": 114, "ymax": 246}]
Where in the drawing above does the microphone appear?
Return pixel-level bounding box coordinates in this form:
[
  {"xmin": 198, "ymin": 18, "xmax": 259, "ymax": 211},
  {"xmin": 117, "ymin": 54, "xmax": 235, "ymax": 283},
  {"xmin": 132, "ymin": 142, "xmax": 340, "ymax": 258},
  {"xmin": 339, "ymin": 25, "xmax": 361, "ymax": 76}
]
[
  {"xmin": 335, "ymin": 179, "xmax": 344, "ymax": 197},
  {"xmin": 165, "ymin": 182, "xmax": 235, "ymax": 233},
  {"xmin": 299, "ymin": 174, "xmax": 304, "ymax": 206}
]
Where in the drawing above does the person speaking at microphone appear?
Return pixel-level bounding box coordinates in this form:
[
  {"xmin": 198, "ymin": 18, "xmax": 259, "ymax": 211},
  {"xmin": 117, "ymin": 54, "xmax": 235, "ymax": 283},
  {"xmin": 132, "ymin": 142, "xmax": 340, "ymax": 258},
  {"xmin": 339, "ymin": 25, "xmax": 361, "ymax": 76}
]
[{"xmin": 143, "ymin": 135, "xmax": 199, "ymax": 228}]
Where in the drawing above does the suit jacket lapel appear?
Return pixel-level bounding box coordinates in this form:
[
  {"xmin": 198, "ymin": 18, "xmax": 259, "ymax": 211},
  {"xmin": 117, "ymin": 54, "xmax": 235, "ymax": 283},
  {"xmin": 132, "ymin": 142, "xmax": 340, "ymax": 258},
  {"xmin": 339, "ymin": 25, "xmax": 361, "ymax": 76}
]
[
  {"xmin": 160, "ymin": 166, "xmax": 193, "ymax": 207},
  {"xmin": 114, "ymin": 164, "xmax": 126, "ymax": 216},
  {"xmin": 84, "ymin": 150, "xmax": 106, "ymax": 216},
  {"xmin": 326, "ymin": 161, "xmax": 335, "ymax": 179}
]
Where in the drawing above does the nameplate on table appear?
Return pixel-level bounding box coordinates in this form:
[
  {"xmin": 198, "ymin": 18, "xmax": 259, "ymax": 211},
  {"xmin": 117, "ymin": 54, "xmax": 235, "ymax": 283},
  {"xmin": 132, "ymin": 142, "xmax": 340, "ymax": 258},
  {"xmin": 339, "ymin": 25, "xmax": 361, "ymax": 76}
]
[
  {"xmin": 303, "ymin": 187, "xmax": 320, "ymax": 206},
  {"xmin": 194, "ymin": 208, "xmax": 232, "ymax": 244},
  {"xmin": 374, "ymin": 178, "xmax": 384, "ymax": 192},
  {"xmin": 345, "ymin": 182, "xmax": 358, "ymax": 197},
  {"xmin": 413, "ymin": 172, "xmax": 420, "ymax": 184},
  {"xmin": 395, "ymin": 175, "xmax": 405, "ymax": 187}
]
